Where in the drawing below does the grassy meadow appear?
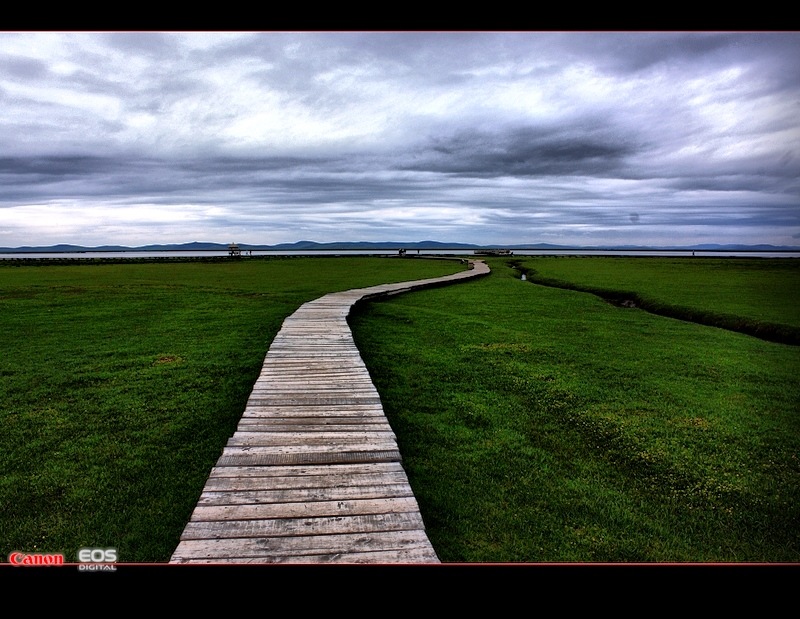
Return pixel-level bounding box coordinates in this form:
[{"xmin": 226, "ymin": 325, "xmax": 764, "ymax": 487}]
[
  {"xmin": 349, "ymin": 256, "xmax": 800, "ymax": 562},
  {"xmin": 0, "ymin": 256, "xmax": 462, "ymax": 563},
  {"xmin": 517, "ymin": 256, "xmax": 800, "ymax": 344},
  {"xmin": 1, "ymin": 254, "xmax": 798, "ymax": 563}
]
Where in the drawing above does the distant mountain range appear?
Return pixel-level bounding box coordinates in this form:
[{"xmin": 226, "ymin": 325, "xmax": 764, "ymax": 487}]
[{"xmin": 2, "ymin": 240, "xmax": 800, "ymax": 253}]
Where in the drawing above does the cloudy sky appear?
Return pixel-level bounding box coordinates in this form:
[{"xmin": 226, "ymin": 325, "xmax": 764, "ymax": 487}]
[{"xmin": 1, "ymin": 31, "xmax": 798, "ymax": 248}]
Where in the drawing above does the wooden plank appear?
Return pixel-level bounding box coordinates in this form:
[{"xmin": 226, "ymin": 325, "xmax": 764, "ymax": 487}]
[
  {"xmin": 247, "ymin": 389, "xmax": 380, "ymax": 397},
  {"xmin": 232, "ymin": 421, "xmax": 393, "ymax": 429},
  {"xmin": 237, "ymin": 411, "xmax": 388, "ymax": 419},
  {"xmin": 203, "ymin": 471, "xmax": 411, "ymax": 492},
  {"xmin": 233, "ymin": 425, "xmax": 395, "ymax": 434},
  {"xmin": 185, "ymin": 496, "xmax": 424, "ymax": 521},
  {"xmin": 251, "ymin": 372, "xmax": 374, "ymax": 380},
  {"xmin": 235, "ymin": 418, "xmax": 394, "ymax": 427},
  {"xmin": 249, "ymin": 382, "xmax": 378, "ymax": 389},
  {"xmin": 219, "ymin": 442, "xmax": 402, "ymax": 456},
  {"xmin": 179, "ymin": 512, "xmax": 427, "ymax": 540},
  {"xmin": 242, "ymin": 402, "xmax": 381, "ymax": 408},
  {"xmin": 207, "ymin": 461, "xmax": 407, "ymax": 478},
  {"xmin": 215, "ymin": 449, "xmax": 402, "ymax": 466},
  {"xmin": 226, "ymin": 434, "xmax": 397, "ymax": 446},
  {"xmin": 171, "ymin": 548, "xmax": 440, "ymax": 564},
  {"xmin": 197, "ymin": 484, "xmax": 415, "ymax": 506},
  {"xmin": 236, "ymin": 418, "xmax": 393, "ymax": 426},
  {"xmin": 172, "ymin": 530, "xmax": 436, "ymax": 561}
]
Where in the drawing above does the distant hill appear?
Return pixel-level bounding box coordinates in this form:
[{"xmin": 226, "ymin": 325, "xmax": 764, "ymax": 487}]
[
  {"xmin": 267, "ymin": 240, "xmax": 481, "ymax": 251},
  {"xmin": 0, "ymin": 240, "xmax": 484, "ymax": 253},
  {"xmin": 2, "ymin": 241, "xmax": 799, "ymax": 253}
]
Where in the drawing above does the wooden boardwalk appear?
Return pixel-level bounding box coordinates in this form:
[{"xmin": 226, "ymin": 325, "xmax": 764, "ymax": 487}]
[{"xmin": 170, "ymin": 259, "xmax": 490, "ymax": 564}]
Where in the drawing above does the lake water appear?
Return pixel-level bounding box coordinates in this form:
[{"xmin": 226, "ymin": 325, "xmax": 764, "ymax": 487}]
[{"xmin": 1, "ymin": 249, "xmax": 799, "ymax": 260}]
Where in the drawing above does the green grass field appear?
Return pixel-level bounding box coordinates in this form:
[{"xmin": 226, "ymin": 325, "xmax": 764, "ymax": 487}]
[
  {"xmin": 0, "ymin": 256, "xmax": 462, "ymax": 563},
  {"xmin": 513, "ymin": 256, "xmax": 800, "ymax": 344},
  {"xmin": 1, "ymin": 255, "xmax": 797, "ymax": 563},
  {"xmin": 349, "ymin": 257, "xmax": 800, "ymax": 562}
]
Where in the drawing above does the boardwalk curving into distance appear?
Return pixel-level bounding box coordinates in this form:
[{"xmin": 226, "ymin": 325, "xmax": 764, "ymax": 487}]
[{"xmin": 170, "ymin": 259, "xmax": 490, "ymax": 564}]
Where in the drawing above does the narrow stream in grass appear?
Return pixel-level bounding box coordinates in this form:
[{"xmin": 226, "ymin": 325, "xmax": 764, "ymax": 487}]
[{"xmin": 509, "ymin": 261, "xmax": 800, "ymax": 346}]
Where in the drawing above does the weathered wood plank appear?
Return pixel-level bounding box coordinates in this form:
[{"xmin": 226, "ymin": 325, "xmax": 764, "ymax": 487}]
[
  {"xmin": 225, "ymin": 431, "xmax": 397, "ymax": 447},
  {"xmin": 247, "ymin": 390, "xmax": 380, "ymax": 398},
  {"xmin": 185, "ymin": 496, "xmax": 425, "ymax": 521},
  {"xmin": 236, "ymin": 417, "xmax": 392, "ymax": 425},
  {"xmin": 197, "ymin": 484, "xmax": 415, "ymax": 506},
  {"xmin": 220, "ymin": 442, "xmax": 401, "ymax": 457},
  {"xmin": 233, "ymin": 425, "xmax": 395, "ymax": 435},
  {"xmin": 237, "ymin": 417, "xmax": 392, "ymax": 434},
  {"xmin": 179, "ymin": 512, "xmax": 427, "ymax": 540},
  {"xmin": 248, "ymin": 396, "xmax": 381, "ymax": 415},
  {"xmin": 249, "ymin": 382, "xmax": 378, "ymax": 390},
  {"xmin": 207, "ymin": 461, "xmax": 406, "ymax": 478},
  {"xmin": 252, "ymin": 373, "xmax": 374, "ymax": 380},
  {"xmin": 240, "ymin": 405, "xmax": 386, "ymax": 415},
  {"xmin": 203, "ymin": 471, "xmax": 411, "ymax": 491},
  {"xmin": 172, "ymin": 551, "xmax": 438, "ymax": 564},
  {"xmin": 172, "ymin": 530, "xmax": 436, "ymax": 560},
  {"xmin": 171, "ymin": 547, "xmax": 439, "ymax": 564},
  {"xmin": 215, "ymin": 449, "xmax": 402, "ymax": 467}
]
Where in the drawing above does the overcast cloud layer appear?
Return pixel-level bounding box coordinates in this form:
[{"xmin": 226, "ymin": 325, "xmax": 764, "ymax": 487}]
[{"xmin": 1, "ymin": 31, "xmax": 799, "ymax": 248}]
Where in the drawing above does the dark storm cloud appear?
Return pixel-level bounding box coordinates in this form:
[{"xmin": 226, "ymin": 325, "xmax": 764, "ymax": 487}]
[
  {"xmin": 406, "ymin": 124, "xmax": 638, "ymax": 177},
  {"xmin": 99, "ymin": 32, "xmax": 179, "ymax": 57},
  {"xmin": 563, "ymin": 32, "xmax": 746, "ymax": 74},
  {"xmin": 0, "ymin": 31, "xmax": 798, "ymax": 248},
  {"xmin": 557, "ymin": 32, "xmax": 800, "ymax": 81},
  {"xmin": 665, "ymin": 172, "xmax": 799, "ymax": 194},
  {"xmin": 0, "ymin": 54, "xmax": 49, "ymax": 80},
  {"xmin": 0, "ymin": 151, "xmax": 433, "ymax": 207}
]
